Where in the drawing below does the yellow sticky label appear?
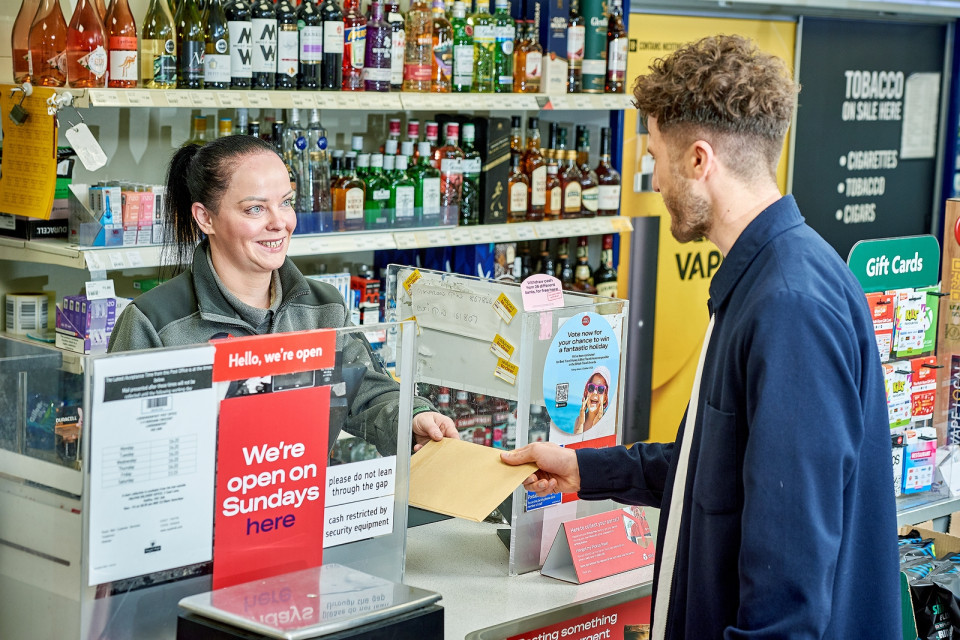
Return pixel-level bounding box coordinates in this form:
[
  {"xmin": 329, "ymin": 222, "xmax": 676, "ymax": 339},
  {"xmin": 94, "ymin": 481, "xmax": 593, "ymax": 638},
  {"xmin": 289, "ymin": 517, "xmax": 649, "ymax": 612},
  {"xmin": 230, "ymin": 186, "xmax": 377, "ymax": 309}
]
[
  {"xmin": 490, "ymin": 334, "xmax": 516, "ymax": 360},
  {"xmin": 493, "ymin": 292, "xmax": 519, "ymax": 324},
  {"xmin": 403, "ymin": 269, "xmax": 422, "ymax": 293},
  {"xmin": 494, "ymin": 358, "xmax": 519, "ymax": 385}
]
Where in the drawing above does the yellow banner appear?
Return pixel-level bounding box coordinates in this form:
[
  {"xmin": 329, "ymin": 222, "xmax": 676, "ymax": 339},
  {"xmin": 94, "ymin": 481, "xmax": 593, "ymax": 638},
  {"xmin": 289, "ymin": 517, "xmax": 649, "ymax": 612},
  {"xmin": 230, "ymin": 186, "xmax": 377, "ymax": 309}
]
[
  {"xmin": 620, "ymin": 15, "xmax": 797, "ymax": 442},
  {"xmin": 0, "ymin": 84, "xmax": 59, "ymax": 220}
]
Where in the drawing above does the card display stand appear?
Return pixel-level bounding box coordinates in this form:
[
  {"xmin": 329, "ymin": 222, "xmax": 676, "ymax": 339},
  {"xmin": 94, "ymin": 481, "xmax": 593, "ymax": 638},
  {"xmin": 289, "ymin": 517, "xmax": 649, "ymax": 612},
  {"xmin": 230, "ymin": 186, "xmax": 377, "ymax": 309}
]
[
  {"xmin": 386, "ymin": 265, "xmax": 630, "ymax": 576},
  {"xmin": 0, "ymin": 322, "xmax": 418, "ymax": 640}
]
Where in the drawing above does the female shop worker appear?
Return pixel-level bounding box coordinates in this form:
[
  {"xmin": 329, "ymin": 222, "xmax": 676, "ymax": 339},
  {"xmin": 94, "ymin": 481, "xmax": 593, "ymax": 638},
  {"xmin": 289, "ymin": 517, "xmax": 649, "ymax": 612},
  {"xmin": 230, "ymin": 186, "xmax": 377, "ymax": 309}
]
[{"xmin": 108, "ymin": 135, "xmax": 457, "ymax": 454}]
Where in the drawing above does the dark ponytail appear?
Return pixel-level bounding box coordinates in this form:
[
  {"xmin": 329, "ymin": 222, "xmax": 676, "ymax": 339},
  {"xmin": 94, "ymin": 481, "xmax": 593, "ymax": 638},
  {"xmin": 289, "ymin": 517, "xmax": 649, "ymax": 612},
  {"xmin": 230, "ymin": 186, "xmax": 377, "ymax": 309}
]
[{"xmin": 162, "ymin": 135, "xmax": 282, "ymax": 274}]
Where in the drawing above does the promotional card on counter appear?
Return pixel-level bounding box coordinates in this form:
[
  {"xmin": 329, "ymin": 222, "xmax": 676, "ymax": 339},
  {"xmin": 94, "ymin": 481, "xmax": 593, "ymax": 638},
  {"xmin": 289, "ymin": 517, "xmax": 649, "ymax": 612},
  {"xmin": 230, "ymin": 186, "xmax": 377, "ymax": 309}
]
[{"xmin": 542, "ymin": 507, "xmax": 655, "ymax": 584}]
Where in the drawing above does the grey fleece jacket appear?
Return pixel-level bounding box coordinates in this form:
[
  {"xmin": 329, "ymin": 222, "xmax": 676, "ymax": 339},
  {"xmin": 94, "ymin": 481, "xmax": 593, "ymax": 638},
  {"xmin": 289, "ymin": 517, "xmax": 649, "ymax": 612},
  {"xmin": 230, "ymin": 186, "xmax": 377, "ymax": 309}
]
[{"xmin": 108, "ymin": 241, "xmax": 430, "ymax": 455}]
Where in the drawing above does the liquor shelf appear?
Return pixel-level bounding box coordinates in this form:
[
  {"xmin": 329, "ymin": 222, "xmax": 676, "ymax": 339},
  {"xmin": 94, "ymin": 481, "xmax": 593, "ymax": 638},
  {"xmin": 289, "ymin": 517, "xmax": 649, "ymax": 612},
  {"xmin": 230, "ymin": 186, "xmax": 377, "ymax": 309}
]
[
  {"xmin": 1, "ymin": 217, "xmax": 633, "ymax": 272},
  {"xmin": 60, "ymin": 88, "xmax": 633, "ymax": 112}
]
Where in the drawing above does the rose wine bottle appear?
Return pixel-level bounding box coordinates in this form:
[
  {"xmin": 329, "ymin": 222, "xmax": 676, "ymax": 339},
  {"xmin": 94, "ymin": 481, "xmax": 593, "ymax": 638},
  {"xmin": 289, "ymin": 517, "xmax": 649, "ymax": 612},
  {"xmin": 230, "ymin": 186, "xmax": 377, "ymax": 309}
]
[
  {"xmin": 106, "ymin": 0, "xmax": 138, "ymax": 87},
  {"xmin": 66, "ymin": 0, "xmax": 108, "ymax": 88}
]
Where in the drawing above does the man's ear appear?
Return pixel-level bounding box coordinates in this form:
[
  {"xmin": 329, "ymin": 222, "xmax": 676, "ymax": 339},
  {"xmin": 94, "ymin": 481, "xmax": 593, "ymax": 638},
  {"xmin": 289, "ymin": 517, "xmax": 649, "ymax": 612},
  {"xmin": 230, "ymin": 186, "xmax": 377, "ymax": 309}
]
[
  {"xmin": 193, "ymin": 202, "xmax": 214, "ymax": 236},
  {"xmin": 689, "ymin": 139, "xmax": 717, "ymax": 181}
]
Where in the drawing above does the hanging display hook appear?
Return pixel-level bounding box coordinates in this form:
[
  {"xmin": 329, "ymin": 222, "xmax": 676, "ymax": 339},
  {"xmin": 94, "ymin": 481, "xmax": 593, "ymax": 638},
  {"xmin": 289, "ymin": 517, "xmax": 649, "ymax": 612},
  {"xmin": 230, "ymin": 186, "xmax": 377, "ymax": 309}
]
[{"xmin": 46, "ymin": 90, "xmax": 75, "ymax": 116}]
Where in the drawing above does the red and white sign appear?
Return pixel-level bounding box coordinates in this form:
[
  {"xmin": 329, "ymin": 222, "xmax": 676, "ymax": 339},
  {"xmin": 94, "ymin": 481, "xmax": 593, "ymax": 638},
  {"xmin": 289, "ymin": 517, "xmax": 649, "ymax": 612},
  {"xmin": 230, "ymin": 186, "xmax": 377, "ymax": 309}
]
[
  {"xmin": 506, "ymin": 597, "xmax": 651, "ymax": 640},
  {"xmin": 212, "ymin": 329, "xmax": 335, "ymax": 382},
  {"xmin": 213, "ymin": 386, "xmax": 330, "ymax": 589},
  {"xmin": 541, "ymin": 507, "xmax": 655, "ymax": 584}
]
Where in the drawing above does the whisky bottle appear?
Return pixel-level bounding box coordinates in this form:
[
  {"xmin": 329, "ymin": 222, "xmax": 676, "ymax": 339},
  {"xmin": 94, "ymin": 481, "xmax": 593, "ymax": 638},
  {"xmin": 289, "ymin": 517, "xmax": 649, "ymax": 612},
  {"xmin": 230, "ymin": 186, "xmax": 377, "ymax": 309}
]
[
  {"xmin": 574, "ymin": 236, "xmax": 596, "ymax": 293},
  {"xmin": 333, "ymin": 154, "xmax": 365, "ymax": 232},
  {"xmin": 510, "ymin": 115, "xmax": 523, "ymax": 162},
  {"xmin": 523, "ymin": 116, "xmax": 546, "ymax": 221},
  {"xmin": 595, "ymin": 126, "xmax": 621, "ymax": 216},
  {"xmin": 566, "ymin": 0, "xmax": 583, "ymax": 93},
  {"xmin": 604, "ymin": 0, "xmax": 626, "ymax": 93},
  {"xmin": 559, "ymin": 149, "xmax": 583, "ymax": 219},
  {"xmin": 513, "ymin": 18, "xmax": 542, "ymax": 93},
  {"xmin": 507, "ymin": 153, "xmax": 529, "ymax": 223},
  {"xmin": 556, "ymin": 238, "xmax": 575, "ymax": 290},
  {"xmin": 576, "ymin": 125, "xmax": 598, "ymax": 218},
  {"xmin": 593, "ymin": 233, "xmax": 618, "ymax": 297}
]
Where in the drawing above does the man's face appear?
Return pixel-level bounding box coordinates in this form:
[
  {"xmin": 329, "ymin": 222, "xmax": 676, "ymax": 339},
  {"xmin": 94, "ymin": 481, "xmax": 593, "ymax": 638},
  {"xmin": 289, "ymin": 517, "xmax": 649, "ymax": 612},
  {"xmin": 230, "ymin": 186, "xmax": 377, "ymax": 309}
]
[{"xmin": 648, "ymin": 117, "xmax": 712, "ymax": 244}]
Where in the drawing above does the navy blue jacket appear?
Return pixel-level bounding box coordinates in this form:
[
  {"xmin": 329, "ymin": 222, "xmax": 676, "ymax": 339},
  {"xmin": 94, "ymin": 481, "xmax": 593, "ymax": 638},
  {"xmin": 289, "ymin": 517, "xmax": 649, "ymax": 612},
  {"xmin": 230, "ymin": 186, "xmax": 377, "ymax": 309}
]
[{"xmin": 577, "ymin": 196, "xmax": 900, "ymax": 638}]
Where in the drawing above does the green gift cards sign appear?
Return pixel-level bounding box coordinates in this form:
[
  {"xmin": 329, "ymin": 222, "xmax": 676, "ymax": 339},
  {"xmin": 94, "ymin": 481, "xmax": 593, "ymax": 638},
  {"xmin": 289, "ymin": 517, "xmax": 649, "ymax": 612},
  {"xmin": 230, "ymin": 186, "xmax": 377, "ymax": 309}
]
[{"xmin": 847, "ymin": 235, "xmax": 940, "ymax": 293}]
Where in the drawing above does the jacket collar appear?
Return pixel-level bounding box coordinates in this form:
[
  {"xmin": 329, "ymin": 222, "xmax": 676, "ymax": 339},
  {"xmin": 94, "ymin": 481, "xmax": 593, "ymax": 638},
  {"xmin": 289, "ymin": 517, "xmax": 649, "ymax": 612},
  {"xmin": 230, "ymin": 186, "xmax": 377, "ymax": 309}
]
[
  {"xmin": 707, "ymin": 195, "xmax": 804, "ymax": 314},
  {"xmin": 191, "ymin": 240, "xmax": 311, "ymax": 324}
]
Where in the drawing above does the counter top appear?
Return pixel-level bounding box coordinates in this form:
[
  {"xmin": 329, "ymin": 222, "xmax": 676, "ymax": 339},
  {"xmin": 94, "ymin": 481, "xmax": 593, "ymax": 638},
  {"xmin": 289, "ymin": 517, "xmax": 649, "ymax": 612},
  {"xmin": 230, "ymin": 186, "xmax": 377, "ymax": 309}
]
[{"xmin": 404, "ymin": 517, "xmax": 654, "ymax": 639}]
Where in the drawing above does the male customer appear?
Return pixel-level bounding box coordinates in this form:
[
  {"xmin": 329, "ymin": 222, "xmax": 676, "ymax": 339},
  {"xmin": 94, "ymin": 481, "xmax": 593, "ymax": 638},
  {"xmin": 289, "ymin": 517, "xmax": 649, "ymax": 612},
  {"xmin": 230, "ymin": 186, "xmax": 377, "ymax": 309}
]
[{"xmin": 502, "ymin": 35, "xmax": 901, "ymax": 639}]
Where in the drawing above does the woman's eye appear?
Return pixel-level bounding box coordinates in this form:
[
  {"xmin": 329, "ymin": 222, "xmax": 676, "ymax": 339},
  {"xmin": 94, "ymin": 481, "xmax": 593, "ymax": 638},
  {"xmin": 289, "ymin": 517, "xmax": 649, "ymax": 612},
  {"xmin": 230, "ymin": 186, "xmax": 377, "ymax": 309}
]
[
  {"xmin": 246, "ymin": 205, "xmax": 263, "ymax": 215},
  {"xmin": 282, "ymin": 198, "xmax": 294, "ymax": 208}
]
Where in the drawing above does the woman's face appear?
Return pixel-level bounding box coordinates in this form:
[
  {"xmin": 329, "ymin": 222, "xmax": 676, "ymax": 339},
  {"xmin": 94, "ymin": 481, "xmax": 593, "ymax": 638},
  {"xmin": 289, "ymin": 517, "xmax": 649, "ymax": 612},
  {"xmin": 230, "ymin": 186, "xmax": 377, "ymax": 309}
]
[
  {"xmin": 585, "ymin": 373, "xmax": 608, "ymax": 412},
  {"xmin": 195, "ymin": 152, "xmax": 296, "ymax": 280}
]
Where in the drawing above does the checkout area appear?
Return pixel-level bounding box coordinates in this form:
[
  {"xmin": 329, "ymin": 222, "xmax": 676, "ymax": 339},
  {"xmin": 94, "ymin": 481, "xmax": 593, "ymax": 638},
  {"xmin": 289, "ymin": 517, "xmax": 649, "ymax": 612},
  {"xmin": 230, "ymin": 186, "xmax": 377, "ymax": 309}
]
[{"xmin": 0, "ymin": 267, "xmax": 654, "ymax": 639}]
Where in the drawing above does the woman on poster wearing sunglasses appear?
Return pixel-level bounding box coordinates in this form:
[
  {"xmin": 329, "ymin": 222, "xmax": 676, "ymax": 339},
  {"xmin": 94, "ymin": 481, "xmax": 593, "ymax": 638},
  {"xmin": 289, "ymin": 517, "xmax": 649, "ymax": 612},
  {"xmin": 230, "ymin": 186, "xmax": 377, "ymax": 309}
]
[{"xmin": 574, "ymin": 366, "xmax": 610, "ymax": 434}]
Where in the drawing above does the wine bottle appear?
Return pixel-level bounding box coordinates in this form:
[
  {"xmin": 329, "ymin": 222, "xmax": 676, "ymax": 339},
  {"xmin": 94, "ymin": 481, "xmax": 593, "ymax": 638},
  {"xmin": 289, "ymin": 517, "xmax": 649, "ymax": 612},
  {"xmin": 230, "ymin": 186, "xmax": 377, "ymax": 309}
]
[
  {"xmin": 140, "ymin": 0, "xmax": 176, "ymax": 88},
  {"xmin": 250, "ymin": 0, "xmax": 276, "ymax": 89},
  {"xmin": 319, "ymin": 0, "xmax": 343, "ymax": 90},
  {"xmin": 275, "ymin": 0, "xmax": 299, "ymax": 89},
  {"xmin": 225, "ymin": 0, "xmax": 251, "ymax": 89},
  {"xmin": 106, "ymin": 0, "xmax": 138, "ymax": 87},
  {"xmin": 28, "ymin": 0, "xmax": 68, "ymax": 87},
  {"xmin": 297, "ymin": 0, "xmax": 322, "ymax": 89},
  {"xmin": 174, "ymin": 0, "xmax": 204, "ymax": 88},
  {"xmin": 203, "ymin": 0, "xmax": 230, "ymax": 89},
  {"xmin": 66, "ymin": 0, "xmax": 108, "ymax": 88},
  {"xmin": 13, "ymin": 0, "xmax": 42, "ymax": 83}
]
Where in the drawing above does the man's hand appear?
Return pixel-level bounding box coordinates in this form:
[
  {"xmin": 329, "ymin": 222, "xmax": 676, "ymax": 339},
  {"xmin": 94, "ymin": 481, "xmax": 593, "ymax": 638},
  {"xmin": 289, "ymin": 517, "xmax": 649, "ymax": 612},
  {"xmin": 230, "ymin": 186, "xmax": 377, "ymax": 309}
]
[
  {"xmin": 412, "ymin": 411, "xmax": 458, "ymax": 451},
  {"xmin": 501, "ymin": 442, "xmax": 581, "ymax": 496}
]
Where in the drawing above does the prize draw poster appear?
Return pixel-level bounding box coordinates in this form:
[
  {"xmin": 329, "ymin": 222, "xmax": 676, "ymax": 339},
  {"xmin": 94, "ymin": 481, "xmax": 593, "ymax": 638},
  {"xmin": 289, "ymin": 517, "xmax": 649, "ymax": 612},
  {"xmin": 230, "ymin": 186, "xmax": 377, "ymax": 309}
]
[{"xmin": 544, "ymin": 312, "xmax": 621, "ymax": 445}]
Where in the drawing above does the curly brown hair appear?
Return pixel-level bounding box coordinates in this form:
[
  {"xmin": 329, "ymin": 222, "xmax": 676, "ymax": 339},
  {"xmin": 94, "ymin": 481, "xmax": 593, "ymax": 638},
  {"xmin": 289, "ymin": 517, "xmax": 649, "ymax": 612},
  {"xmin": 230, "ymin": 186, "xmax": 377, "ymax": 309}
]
[{"xmin": 632, "ymin": 34, "xmax": 799, "ymax": 181}]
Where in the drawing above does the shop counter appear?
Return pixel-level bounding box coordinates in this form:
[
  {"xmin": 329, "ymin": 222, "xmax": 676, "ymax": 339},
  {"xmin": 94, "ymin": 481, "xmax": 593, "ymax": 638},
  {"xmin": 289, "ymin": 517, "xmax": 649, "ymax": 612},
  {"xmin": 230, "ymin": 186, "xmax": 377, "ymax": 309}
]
[{"xmin": 404, "ymin": 517, "xmax": 655, "ymax": 639}]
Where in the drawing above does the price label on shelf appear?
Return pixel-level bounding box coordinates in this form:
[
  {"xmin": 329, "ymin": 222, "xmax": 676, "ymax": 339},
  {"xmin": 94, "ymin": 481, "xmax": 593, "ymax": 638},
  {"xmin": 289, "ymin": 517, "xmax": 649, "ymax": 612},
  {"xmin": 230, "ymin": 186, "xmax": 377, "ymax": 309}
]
[
  {"xmin": 126, "ymin": 251, "xmax": 145, "ymax": 268},
  {"xmin": 85, "ymin": 279, "xmax": 116, "ymax": 300},
  {"xmin": 314, "ymin": 93, "xmax": 334, "ymax": 109},
  {"xmin": 307, "ymin": 237, "xmax": 335, "ymax": 254},
  {"xmin": 190, "ymin": 91, "xmax": 213, "ymax": 106},
  {"xmin": 515, "ymin": 225, "xmax": 537, "ymax": 241},
  {"xmin": 490, "ymin": 226, "xmax": 513, "ymax": 243},
  {"xmin": 93, "ymin": 91, "xmax": 121, "ymax": 106},
  {"xmin": 84, "ymin": 251, "xmax": 106, "ymax": 272},
  {"xmin": 538, "ymin": 220, "xmax": 565, "ymax": 239},
  {"xmin": 125, "ymin": 91, "xmax": 155, "ymax": 107},
  {"xmin": 291, "ymin": 94, "xmax": 315, "ymax": 109},
  {"xmin": 108, "ymin": 252, "xmax": 126, "ymax": 270},
  {"xmin": 448, "ymin": 228, "xmax": 475, "ymax": 245},
  {"xmin": 586, "ymin": 218, "xmax": 609, "ymax": 234},
  {"xmin": 393, "ymin": 232, "xmax": 418, "ymax": 249},
  {"xmin": 369, "ymin": 233, "xmax": 396, "ymax": 249},
  {"xmin": 470, "ymin": 228, "xmax": 489, "ymax": 244},
  {"xmin": 247, "ymin": 93, "xmax": 271, "ymax": 108},
  {"xmin": 426, "ymin": 230, "xmax": 451, "ymax": 246},
  {"xmin": 165, "ymin": 91, "xmax": 192, "ymax": 107},
  {"xmin": 547, "ymin": 95, "xmax": 571, "ymax": 110},
  {"xmin": 217, "ymin": 92, "xmax": 246, "ymax": 108}
]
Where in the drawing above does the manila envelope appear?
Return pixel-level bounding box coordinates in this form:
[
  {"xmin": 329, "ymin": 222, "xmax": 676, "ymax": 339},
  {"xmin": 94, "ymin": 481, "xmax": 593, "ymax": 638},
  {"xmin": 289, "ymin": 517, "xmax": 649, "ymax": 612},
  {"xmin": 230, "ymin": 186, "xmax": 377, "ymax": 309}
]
[{"xmin": 409, "ymin": 438, "xmax": 539, "ymax": 522}]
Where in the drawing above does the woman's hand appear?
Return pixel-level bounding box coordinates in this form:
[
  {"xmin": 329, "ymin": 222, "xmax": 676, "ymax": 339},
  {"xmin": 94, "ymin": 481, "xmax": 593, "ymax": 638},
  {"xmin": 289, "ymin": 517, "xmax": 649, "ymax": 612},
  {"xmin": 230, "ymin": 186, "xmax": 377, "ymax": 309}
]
[{"xmin": 412, "ymin": 411, "xmax": 458, "ymax": 451}]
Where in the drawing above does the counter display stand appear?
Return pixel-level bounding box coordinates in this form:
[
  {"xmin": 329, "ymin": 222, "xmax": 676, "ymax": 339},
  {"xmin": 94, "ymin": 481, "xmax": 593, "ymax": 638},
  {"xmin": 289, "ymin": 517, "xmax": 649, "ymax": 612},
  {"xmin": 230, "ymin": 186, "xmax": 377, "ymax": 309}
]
[
  {"xmin": 386, "ymin": 265, "xmax": 630, "ymax": 577},
  {"xmin": 0, "ymin": 321, "xmax": 419, "ymax": 640}
]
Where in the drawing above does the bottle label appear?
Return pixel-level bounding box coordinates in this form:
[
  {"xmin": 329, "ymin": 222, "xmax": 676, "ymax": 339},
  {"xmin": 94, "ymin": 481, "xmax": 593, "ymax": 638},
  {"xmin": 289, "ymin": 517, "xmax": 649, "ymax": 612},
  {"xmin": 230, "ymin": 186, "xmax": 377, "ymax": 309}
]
[
  {"xmin": 143, "ymin": 39, "xmax": 176, "ymax": 85},
  {"xmin": 598, "ymin": 184, "xmax": 621, "ymax": 210},
  {"xmin": 345, "ymin": 187, "xmax": 364, "ymax": 219},
  {"xmin": 405, "ymin": 62, "xmax": 432, "ymax": 82},
  {"xmin": 363, "ymin": 66, "xmax": 391, "ymax": 82},
  {"xmin": 324, "ymin": 21, "xmax": 345, "ymax": 55},
  {"xmin": 453, "ymin": 44, "xmax": 474, "ymax": 85},
  {"xmin": 204, "ymin": 53, "xmax": 231, "ymax": 83},
  {"xmin": 462, "ymin": 156, "xmax": 482, "ymax": 176},
  {"xmin": 345, "ymin": 24, "xmax": 366, "ymax": 69},
  {"xmin": 582, "ymin": 58, "xmax": 605, "ymax": 75},
  {"xmin": 277, "ymin": 28, "xmax": 299, "ymax": 76},
  {"xmin": 434, "ymin": 39, "xmax": 452, "ymax": 80},
  {"xmin": 564, "ymin": 183, "xmax": 582, "ymax": 211},
  {"xmin": 79, "ymin": 45, "xmax": 109, "ymax": 78},
  {"xmin": 549, "ymin": 185, "xmax": 562, "ymax": 212},
  {"xmin": 509, "ymin": 181, "xmax": 527, "ymax": 213},
  {"xmin": 109, "ymin": 47, "xmax": 138, "ymax": 82},
  {"xmin": 422, "ymin": 177, "xmax": 441, "ymax": 216},
  {"xmin": 582, "ymin": 185, "xmax": 599, "ymax": 212},
  {"xmin": 607, "ymin": 38, "xmax": 627, "ymax": 80},
  {"xmin": 567, "ymin": 25, "xmax": 585, "ymax": 62},
  {"xmin": 596, "ymin": 281, "xmax": 618, "ymax": 298},
  {"xmin": 530, "ymin": 165, "xmax": 547, "ymax": 206},
  {"xmin": 440, "ymin": 158, "xmax": 463, "ymax": 174},
  {"xmin": 395, "ymin": 186, "xmax": 415, "ymax": 218},
  {"xmin": 299, "ymin": 25, "xmax": 323, "ymax": 62},
  {"xmin": 180, "ymin": 40, "xmax": 204, "ymax": 80},
  {"xmin": 373, "ymin": 188, "xmax": 390, "ymax": 200},
  {"xmin": 252, "ymin": 18, "xmax": 278, "ymax": 73},
  {"xmin": 474, "ymin": 25, "xmax": 496, "ymax": 44},
  {"xmin": 228, "ymin": 21, "xmax": 253, "ymax": 77},
  {"xmin": 525, "ymin": 51, "xmax": 542, "ymax": 79},
  {"xmin": 390, "ymin": 25, "xmax": 405, "ymax": 85},
  {"xmin": 496, "ymin": 25, "xmax": 515, "ymax": 52}
]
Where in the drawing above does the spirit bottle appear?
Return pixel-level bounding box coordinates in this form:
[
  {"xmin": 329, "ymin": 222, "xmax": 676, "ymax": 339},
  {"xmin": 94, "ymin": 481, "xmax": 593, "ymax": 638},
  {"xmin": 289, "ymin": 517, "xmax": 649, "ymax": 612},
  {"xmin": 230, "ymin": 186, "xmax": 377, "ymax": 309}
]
[
  {"xmin": 391, "ymin": 155, "xmax": 418, "ymax": 227},
  {"xmin": 544, "ymin": 158, "xmax": 561, "ymax": 221},
  {"xmin": 363, "ymin": 0, "xmax": 391, "ymax": 91},
  {"xmin": 492, "ymin": 0, "xmax": 514, "ymax": 93},
  {"xmin": 341, "ymin": 0, "xmax": 365, "ymax": 90},
  {"xmin": 297, "ymin": 0, "xmax": 322, "ymax": 89},
  {"xmin": 593, "ymin": 234, "xmax": 618, "ymax": 297},
  {"xmin": 225, "ymin": 0, "xmax": 251, "ymax": 89},
  {"xmin": 425, "ymin": 121, "xmax": 440, "ymax": 164},
  {"xmin": 537, "ymin": 239, "xmax": 556, "ymax": 276},
  {"xmin": 407, "ymin": 119, "xmax": 421, "ymax": 150},
  {"xmin": 106, "ymin": 0, "xmax": 138, "ymax": 87},
  {"xmin": 29, "ymin": 0, "xmax": 68, "ymax": 87},
  {"xmin": 576, "ymin": 125, "xmax": 598, "ymax": 217},
  {"xmin": 430, "ymin": 0, "xmax": 452, "ymax": 92},
  {"xmin": 411, "ymin": 142, "xmax": 441, "ymax": 226},
  {"xmin": 513, "ymin": 19, "xmax": 542, "ymax": 93},
  {"xmin": 307, "ymin": 109, "xmax": 332, "ymax": 232},
  {"xmin": 469, "ymin": 0, "xmax": 495, "ymax": 93},
  {"xmin": 460, "ymin": 123, "xmax": 481, "ymax": 226},
  {"xmin": 384, "ymin": 0, "xmax": 405, "ymax": 90},
  {"xmin": 604, "ymin": 0, "xmax": 626, "ymax": 93},
  {"xmin": 559, "ymin": 149, "xmax": 583, "ymax": 219},
  {"xmin": 451, "ymin": 0, "xmax": 472, "ymax": 92},
  {"xmin": 66, "ymin": 0, "xmax": 108, "ymax": 88},
  {"xmin": 574, "ymin": 236, "xmax": 596, "ymax": 293},
  {"xmin": 509, "ymin": 115, "xmax": 523, "ymax": 161},
  {"xmin": 402, "ymin": 0, "xmax": 433, "ymax": 92},
  {"xmin": 319, "ymin": 0, "xmax": 343, "ymax": 89},
  {"xmin": 437, "ymin": 122, "xmax": 464, "ymax": 226},
  {"xmin": 386, "ymin": 117, "xmax": 402, "ymax": 150},
  {"xmin": 566, "ymin": 0, "xmax": 584, "ymax": 93},
  {"xmin": 507, "ymin": 153, "xmax": 528, "ymax": 223},
  {"xmin": 595, "ymin": 126, "xmax": 621, "ymax": 216},
  {"xmin": 13, "ymin": 0, "xmax": 41, "ymax": 83},
  {"xmin": 364, "ymin": 153, "xmax": 391, "ymax": 229},
  {"xmin": 275, "ymin": 0, "xmax": 299, "ymax": 89},
  {"xmin": 556, "ymin": 239, "xmax": 575, "ymax": 290},
  {"xmin": 250, "ymin": 0, "xmax": 276, "ymax": 89},
  {"xmin": 141, "ymin": 0, "xmax": 175, "ymax": 88},
  {"xmin": 203, "ymin": 0, "xmax": 230, "ymax": 89},
  {"xmin": 523, "ymin": 116, "xmax": 546, "ymax": 221},
  {"xmin": 333, "ymin": 154, "xmax": 365, "ymax": 232}
]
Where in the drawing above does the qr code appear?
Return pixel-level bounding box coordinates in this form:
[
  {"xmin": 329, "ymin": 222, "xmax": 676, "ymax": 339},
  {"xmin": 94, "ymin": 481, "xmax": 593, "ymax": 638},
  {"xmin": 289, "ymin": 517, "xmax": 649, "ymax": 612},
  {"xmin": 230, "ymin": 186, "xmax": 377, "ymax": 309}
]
[{"xmin": 556, "ymin": 383, "xmax": 569, "ymax": 408}]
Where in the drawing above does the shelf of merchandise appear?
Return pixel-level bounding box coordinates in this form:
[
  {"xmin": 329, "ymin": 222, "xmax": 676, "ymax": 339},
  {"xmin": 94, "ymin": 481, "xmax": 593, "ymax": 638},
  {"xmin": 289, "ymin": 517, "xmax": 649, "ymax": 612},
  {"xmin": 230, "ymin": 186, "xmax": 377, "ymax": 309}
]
[
  {"xmin": 1, "ymin": 217, "xmax": 633, "ymax": 272},
  {"xmin": 58, "ymin": 88, "xmax": 634, "ymax": 111}
]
